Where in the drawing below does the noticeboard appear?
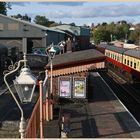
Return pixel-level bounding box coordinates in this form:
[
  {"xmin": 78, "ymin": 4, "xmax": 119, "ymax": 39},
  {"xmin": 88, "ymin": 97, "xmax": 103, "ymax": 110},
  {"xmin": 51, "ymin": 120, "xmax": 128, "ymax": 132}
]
[
  {"xmin": 59, "ymin": 77, "xmax": 71, "ymax": 98},
  {"xmin": 73, "ymin": 77, "xmax": 86, "ymax": 98}
]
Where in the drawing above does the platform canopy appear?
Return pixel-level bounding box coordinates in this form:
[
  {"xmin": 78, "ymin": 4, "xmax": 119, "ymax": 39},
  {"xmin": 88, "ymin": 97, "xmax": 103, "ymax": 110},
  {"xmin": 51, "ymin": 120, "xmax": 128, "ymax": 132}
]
[{"xmin": 46, "ymin": 49, "xmax": 106, "ymax": 77}]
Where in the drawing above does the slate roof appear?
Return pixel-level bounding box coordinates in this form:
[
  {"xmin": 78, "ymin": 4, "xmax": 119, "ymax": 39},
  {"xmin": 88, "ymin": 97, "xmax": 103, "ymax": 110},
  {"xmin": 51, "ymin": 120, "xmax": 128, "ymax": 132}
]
[
  {"xmin": 97, "ymin": 44, "xmax": 109, "ymax": 49},
  {"xmin": 46, "ymin": 49, "xmax": 105, "ymax": 69},
  {"xmin": 124, "ymin": 49, "xmax": 140, "ymax": 59},
  {"xmin": 50, "ymin": 25, "xmax": 80, "ymax": 36},
  {"xmin": 0, "ymin": 14, "xmax": 65, "ymax": 34},
  {"xmin": 106, "ymin": 45, "xmax": 128, "ymax": 54}
]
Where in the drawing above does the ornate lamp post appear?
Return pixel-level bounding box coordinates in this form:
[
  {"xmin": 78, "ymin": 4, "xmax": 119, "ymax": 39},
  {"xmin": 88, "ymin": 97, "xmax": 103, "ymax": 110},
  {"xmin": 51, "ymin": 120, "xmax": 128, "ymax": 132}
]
[
  {"xmin": 48, "ymin": 43, "xmax": 56, "ymax": 96},
  {"xmin": 46, "ymin": 43, "xmax": 56, "ymax": 120},
  {"xmin": 46, "ymin": 43, "xmax": 56, "ymax": 93},
  {"xmin": 4, "ymin": 53, "xmax": 37, "ymax": 138}
]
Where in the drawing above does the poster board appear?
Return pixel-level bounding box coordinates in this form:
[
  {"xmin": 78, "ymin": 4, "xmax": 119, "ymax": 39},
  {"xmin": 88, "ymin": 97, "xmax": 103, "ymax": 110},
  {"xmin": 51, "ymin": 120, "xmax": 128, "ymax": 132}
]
[
  {"xmin": 73, "ymin": 77, "xmax": 86, "ymax": 98},
  {"xmin": 58, "ymin": 77, "xmax": 71, "ymax": 98}
]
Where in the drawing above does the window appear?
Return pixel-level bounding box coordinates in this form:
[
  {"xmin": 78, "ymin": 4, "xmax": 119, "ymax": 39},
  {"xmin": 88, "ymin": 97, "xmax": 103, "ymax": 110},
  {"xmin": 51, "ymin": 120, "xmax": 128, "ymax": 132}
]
[
  {"xmin": 8, "ymin": 23, "xmax": 19, "ymax": 30},
  {"xmin": 113, "ymin": 54, "xmax": 114, "ymax": 59},
  {"xmin": 127, "ymin": 60, "xmax": 129, "ymax": 65},
  {"xmin": 134, "ymin": 63, "xmax": 136, "ymax": 69},
  {"xmin": 114, "ymin": 55, "xmax": 116, "ymax": 60},
  {"xmin": 117, "ymin": 56, "xmax": 119, "ymax": 61},
  {"xmin": 130, "ymin": 61, "xmax": 133, "ymax": 67},
  {"xmin": 0, "ymin": 23, "xmax": 4, "ymax": 31},
  {"xmin": 124, "ymin": 59, "xmax": 126, "ymax": 64}
]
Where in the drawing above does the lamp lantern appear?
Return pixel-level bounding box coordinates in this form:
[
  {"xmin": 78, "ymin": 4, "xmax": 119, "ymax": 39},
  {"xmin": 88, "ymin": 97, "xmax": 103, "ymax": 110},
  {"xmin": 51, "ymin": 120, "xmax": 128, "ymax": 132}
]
[
  {"xmin": 48, "ymin": 43, "xmax": 56, "ymax": 59},
  {"xmin": 13, "ymin": 67, "xmax": 37, "ymax": 103},
  {"xmin": 60, "ymin": 42, "xmax": 64, "ymax": 48}
]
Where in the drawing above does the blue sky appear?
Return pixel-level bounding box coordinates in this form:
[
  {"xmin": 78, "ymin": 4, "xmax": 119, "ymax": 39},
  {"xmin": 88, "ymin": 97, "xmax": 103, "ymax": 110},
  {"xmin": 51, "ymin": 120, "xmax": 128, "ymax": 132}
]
[{"xmin": 7, "ymin": 2, "xmax": 140, "ymax": 26}]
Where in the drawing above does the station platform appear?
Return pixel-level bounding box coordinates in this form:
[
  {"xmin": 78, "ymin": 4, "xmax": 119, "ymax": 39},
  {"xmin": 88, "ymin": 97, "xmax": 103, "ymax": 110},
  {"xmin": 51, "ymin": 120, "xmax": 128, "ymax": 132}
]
[{"xmin": 43, "ymin": 72, "xmax": 140, "ymax": 138}]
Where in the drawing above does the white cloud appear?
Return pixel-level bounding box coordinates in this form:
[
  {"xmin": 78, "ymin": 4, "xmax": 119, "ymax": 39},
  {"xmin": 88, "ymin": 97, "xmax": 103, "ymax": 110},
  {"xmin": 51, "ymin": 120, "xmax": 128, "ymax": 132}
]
[
  {"xmin": 8, "ymin": 2, "xmax": 140, "ymax": 25},
  {"xmin": 43, "ymin": 3, "xmax": 140, "ymax": 19},
  {"xmin": 38, "ymin": 2, "xmax": 85, "ymax": 6},
  {"xmin": 10, "ymin": 2, "xmax": 30, "ymax": 6}
]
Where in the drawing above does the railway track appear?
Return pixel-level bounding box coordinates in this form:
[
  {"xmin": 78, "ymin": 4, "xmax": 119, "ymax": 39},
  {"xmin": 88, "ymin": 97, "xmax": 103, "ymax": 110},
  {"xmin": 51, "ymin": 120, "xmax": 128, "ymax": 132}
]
[
  {"xmin": 107, "ymin": 70, "xmax": 140, "ymax": 104},
  {"xmin": 99, "ymin": 71, "xmax": 140, "ymax": 123}
]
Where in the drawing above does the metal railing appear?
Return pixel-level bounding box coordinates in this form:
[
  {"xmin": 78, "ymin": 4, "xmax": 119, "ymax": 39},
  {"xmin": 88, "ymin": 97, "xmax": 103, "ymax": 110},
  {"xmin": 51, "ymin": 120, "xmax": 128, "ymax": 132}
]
[
  {"xmin": 25, "ymin": 98, "xmax": 40, "ymax": 138},
  {"xmin": 25, "ymin": 70, "xmax": 51, "ymax": 138}
]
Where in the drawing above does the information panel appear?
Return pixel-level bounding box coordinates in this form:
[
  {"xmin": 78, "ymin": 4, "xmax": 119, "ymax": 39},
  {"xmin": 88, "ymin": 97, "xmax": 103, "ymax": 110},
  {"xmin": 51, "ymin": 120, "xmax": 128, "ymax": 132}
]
[
  {"xmin": 73, "ymin": 77, "xmax": 86, "ymax": 98},
  {"xmin": 59, "ymin": 77, "xmax": 71, "ymax": 98}
]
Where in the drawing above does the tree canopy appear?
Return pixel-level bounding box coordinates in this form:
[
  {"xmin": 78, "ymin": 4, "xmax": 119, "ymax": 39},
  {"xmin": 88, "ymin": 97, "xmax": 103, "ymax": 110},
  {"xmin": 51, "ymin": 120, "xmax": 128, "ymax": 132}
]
[
  {"xmin": 0, "ymin": 2, "xmax": 11, "ymax": 15},
  {"xmin": 11, "ymin": 14, "xmax": 31, "ymax": 22},
  {"xmin": 34, "ymin": 15, "xmax": 57, "ymax": 27},
  {"xmin": 91, "ymin": 21, "xmax": 131, "ymax": 45}
]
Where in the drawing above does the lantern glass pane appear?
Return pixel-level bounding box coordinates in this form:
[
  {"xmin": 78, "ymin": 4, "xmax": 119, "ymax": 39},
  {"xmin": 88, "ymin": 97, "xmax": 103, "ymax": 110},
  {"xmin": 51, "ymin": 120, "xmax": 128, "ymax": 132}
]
[
  {"xmin": 50, "ymin": 52, "xmax": 55, "ymax": 58},
  {"xmin": 14, "ymin": 80, "xmax": 36, "ymax": 103}
]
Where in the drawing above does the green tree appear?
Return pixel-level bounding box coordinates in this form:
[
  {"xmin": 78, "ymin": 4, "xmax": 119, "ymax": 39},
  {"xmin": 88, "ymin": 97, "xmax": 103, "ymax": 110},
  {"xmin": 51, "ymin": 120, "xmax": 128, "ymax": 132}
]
[
  {"xmin": 93, "ymin": 26, "xmax": 110, "ymax": 44},
  {"xmin": 0, "ymin": 2, "xmax": 11, "ymax": 15},
  {"xmin": 22, "ymin": 14, "xmax": 31, "ymax": 22},
  {"xmin": 102, "ymin": 22, "xmax": 107, "ymax": 26},
  {"xmin": 129, "ymin": 25, "xmax": 140, "ymax": 45},
  {"xmin": 34, "ymin": 15, "xmax": 58, "ymax": 27},
  {"xmin": 34, "ymin": 15, "xmax": 50, "ymax": 26},
  {"xmin": 115, "ymin": 20, "xmax": 130, "ymax": 40},
  {"xmin": 115, "ymin": 25, "xmax": 125, "ymax": 40},
  {"xmin": 11, "ymin": 14, "xmax": 31, "ymax": 22},
  {"xmin": 91, "ymin": 21, "xmax": 131, "ymax": 44}
]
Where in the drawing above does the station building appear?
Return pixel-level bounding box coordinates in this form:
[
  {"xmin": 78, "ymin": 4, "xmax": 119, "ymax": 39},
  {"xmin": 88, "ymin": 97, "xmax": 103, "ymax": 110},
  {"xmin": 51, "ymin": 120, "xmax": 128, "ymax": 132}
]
[
  {"xmin": 0, "ymin": 14, "xmax": 66, "ymax": 54},
  {"xmin": 50, "ymin": 24, "xmax": 90, "ymax": 51}
]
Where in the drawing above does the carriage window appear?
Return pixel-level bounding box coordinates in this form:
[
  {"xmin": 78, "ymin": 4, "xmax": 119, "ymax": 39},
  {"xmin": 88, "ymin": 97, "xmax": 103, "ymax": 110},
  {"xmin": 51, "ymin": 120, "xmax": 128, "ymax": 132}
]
[
  {"xmin": 127, "ymin": 60, "xmax": 129, "ymax": 65},
  {"xmin": 118, "ymin": 56, "xmax": 119, "ymax": 61},
  {"xmin": 124, "ymin": 59, "xmax": 126, "ymax": 64},
  {"xmin": 134, "ymin": 63, "xmax": 136, "ymax": 69},
  {"xmin": 108, "ymin": 52, "xmax": 110, "ymax": 57},
  {"xmin": 115, "ymin": 55, "xmax": 116, "ymax": 60},
  {"xmin": 130, "ymin": 61, "xmax": 133, "ymax": 67}
]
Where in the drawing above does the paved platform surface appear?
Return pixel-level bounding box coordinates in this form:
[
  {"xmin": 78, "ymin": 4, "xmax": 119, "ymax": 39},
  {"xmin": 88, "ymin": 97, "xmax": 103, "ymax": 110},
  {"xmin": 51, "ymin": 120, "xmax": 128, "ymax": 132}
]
[{"xmin": 44, "ymin": 72, "xmax": 140, "ymax": 138}]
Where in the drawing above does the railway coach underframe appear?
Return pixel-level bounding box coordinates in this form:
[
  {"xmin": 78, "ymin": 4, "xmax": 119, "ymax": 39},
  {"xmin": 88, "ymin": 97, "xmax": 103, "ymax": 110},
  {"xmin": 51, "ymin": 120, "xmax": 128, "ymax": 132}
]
[{"xmin": 106, "ymin": 61, "xmax": 134, "ymax": 83}]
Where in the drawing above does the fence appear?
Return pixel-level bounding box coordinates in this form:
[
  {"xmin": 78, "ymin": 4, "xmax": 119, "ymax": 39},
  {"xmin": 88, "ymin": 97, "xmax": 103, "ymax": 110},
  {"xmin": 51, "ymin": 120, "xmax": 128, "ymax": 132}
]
[
  {"xmin": 25, "ymin": 71, "xmax": 52, "ymax": 138},
  {"xmin": 25, "ymin": 98, "xmax": 40, "ymax": 138}
]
